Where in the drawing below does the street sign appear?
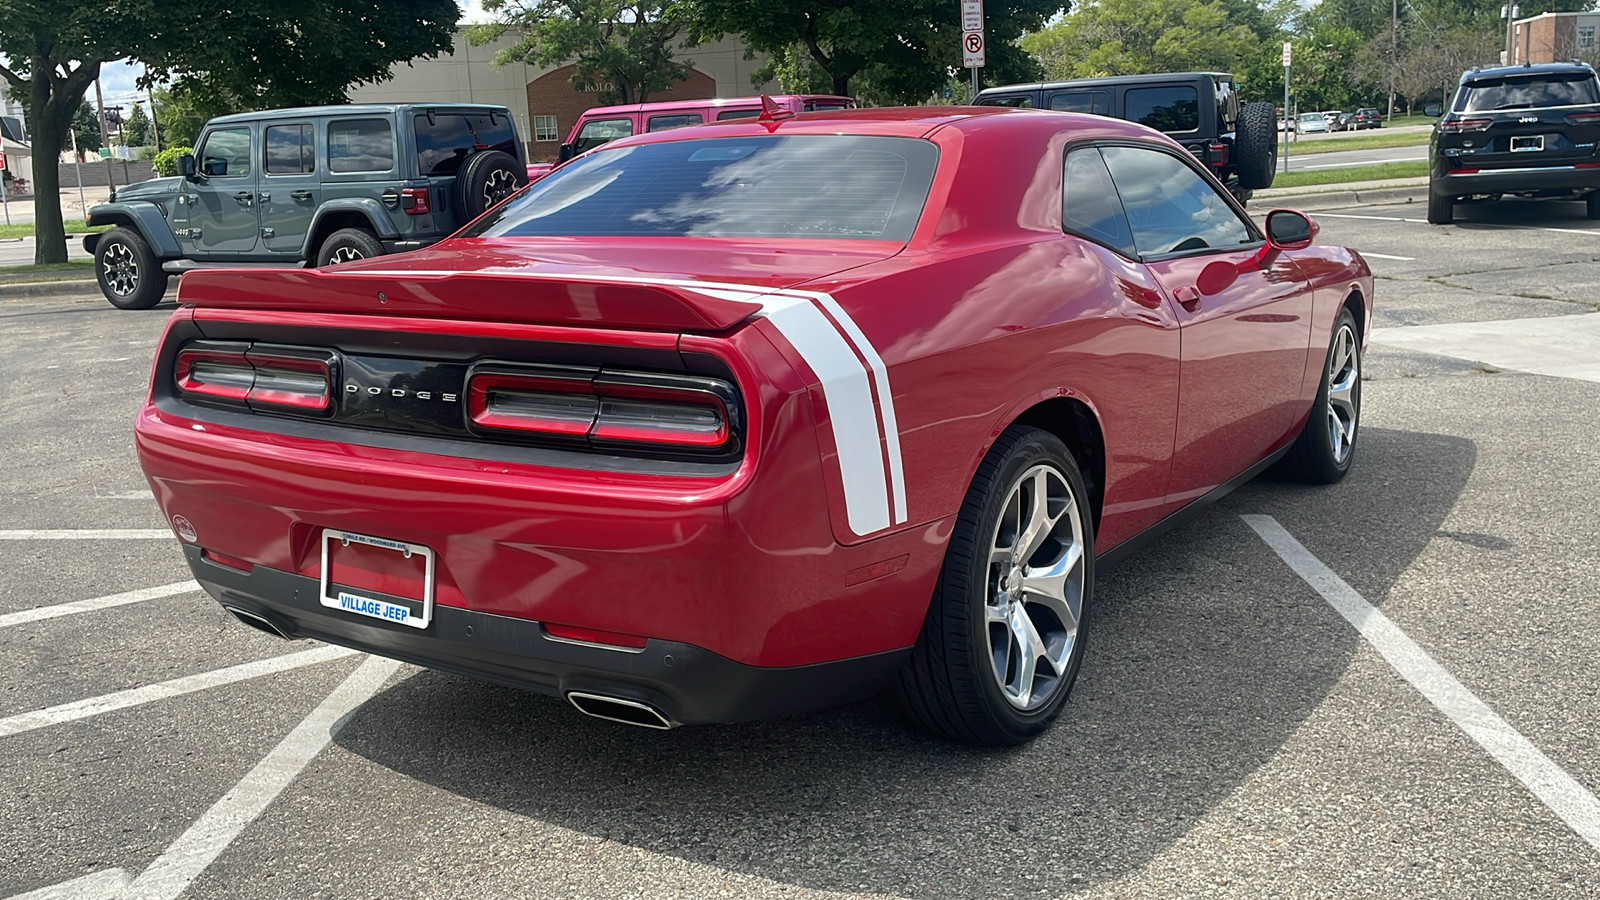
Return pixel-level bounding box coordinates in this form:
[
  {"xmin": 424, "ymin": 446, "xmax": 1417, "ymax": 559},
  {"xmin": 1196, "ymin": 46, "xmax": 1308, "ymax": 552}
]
[
  {"xmin": 962, "ymin": 0, "xmax": 984, "ymax": 33},
  {"xmin": 1282, "ymin": 41, "xmax": 1292, "ymax": 67},
  {"xmin": 963, "ymin": 31, "xmax": 986, "ymax": 68}
]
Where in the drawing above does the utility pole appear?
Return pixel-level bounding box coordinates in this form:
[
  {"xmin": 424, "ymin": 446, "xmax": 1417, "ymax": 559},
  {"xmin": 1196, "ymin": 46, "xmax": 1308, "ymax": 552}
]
[
  {"xmin": 1504, "ymin": 5, "xmax": 1520, "ymax": 65},
  {"xmin": 93, "ymin": 78, "xmax": 116, "ymax": 191},
  {"xmin": 1388, "ymin": 0, "xmax": 1397, "ymax": 122}
]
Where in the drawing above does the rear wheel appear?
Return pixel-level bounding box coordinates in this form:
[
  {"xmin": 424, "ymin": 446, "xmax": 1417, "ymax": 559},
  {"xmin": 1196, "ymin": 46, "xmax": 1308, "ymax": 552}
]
[
  {"xmin": 896, "ymin": 426, "xmax": 1093, "ymax": 746},
  {"xmin": 1236, "ymin": 101, "xmax": 1278, "ymax": 190},
  {"xmin": 316, "ymin": 227, "xmax": 384, "ymax": 267},
  {"xmin": 1586, "ymin": 193, "xmax": 1600, "ymax": 219},
  {"xmin": 1427, "ymin": 184, "xmax": 1454, "ymax": 225},
  {"xmin": 94, "ymin": 226, "xmax": 168, "ymax": 310},
  {"xmin": 457, "ymin": 150, "xmax": 528, "ymax": 220}
]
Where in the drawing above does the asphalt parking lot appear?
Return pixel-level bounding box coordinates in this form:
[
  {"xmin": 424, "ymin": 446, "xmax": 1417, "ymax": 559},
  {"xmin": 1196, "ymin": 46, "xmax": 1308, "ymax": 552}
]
[{"xmin": 4, "ymin": 196, "xmax": 1600, "ymax": 899}]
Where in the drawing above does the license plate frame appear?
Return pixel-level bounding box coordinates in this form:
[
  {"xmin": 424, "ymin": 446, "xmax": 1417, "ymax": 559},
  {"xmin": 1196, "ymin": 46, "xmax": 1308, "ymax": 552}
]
[
  {"xmin": 1510, "ymin": 135, "xmax": 1545, "ymax": 152},
  {"xmin": 318, "ymin": 528, "xmax": 435, "ymax": 629}
]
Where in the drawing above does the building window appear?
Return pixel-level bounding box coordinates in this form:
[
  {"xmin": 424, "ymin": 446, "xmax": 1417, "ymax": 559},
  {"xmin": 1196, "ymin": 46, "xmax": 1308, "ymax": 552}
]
[
  {"xmin": 534, "ymin": 115, "xmax": 559, "ymax": 142},
  {"xmin": 1581, "ymin": 26, "xmax": 1597, "ymax": 49}
]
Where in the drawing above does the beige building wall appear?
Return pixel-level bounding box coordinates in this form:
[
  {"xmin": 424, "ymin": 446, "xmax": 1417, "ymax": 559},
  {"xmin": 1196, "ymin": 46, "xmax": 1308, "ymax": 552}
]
[{"xmin": 349, "ymin": 29, "xmax": 775, "ymax": 150}]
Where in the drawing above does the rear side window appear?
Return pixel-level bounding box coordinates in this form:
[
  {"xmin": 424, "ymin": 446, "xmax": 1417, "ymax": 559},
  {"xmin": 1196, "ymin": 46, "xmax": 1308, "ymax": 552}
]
[
  {"xmin": 1049, "ymin": 91, "xmax": 1111, "ymax": 115},
  {"xmin": 265, "ymin": 124, "xmax": 313, "ymax": 175},
  {"xmin": 716, "ymin": 108, "xmax": 761, "ymax": 121},
  {"xmin": 572, "ymin": 117, "xmax": 633, "ymax": 155},
  {"xmin": 463, "ymin": 135, "xmax": 939, "ymax": 242},
  {"xmin": 647, "ymin": 113, "xmax": 703, "ymax": 132},
  {"xmin": 1126, "ymin": 86, "xmax": 1200, "ymax": 133},
  {"xmin": 414, "ymin": 112, "xmax": 519, "ymax": 176},
  {"xmin": 977, "ymin": 95, "xmax": 1034, "ymax": 108},
  {"xmin": 1459, "ymin": 73, "xmax": 1600, "ymax": 111},
  {"xmin": 803, "ymin": 100, "xmax": 854, "ymax": 111},
  {"xmin": 1062, "ymin": 147, "xmax": 1134, "ymax": 257},
  {"xmin": 328, "ymin": 119, "xmax": 394, "ymax": 173}
]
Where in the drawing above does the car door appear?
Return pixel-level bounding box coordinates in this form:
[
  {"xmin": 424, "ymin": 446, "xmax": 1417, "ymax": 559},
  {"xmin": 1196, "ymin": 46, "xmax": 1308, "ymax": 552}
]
[
  {"xmin": 258, "ymin": 121, "xmax": 317, "ymax": 257},
  {"xmin": 1098, "ymin": 143, "xmax": 1312, "ymax": 504},
  {"xmin": 188, "ymin": 125, "xmax": 260, "ymax": 256}
]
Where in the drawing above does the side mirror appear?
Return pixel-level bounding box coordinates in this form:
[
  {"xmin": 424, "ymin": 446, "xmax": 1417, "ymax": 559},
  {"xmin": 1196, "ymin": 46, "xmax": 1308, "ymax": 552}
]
[
  {"xmin": 201, "ymin": 158, "xmax": 228, "ymax": 177},
  {"xmin": 1424, "ymin": 102, "xmax": 1442, "ymax": 118},
  {"xmin": 1265, "ymin": 209, "xmax": 1317, "ymax": 249},
  {"xmin": 177, "ymin": 154, "xmax": 196, "ymax": 178},
  {"xmin": 557, "ymin": 143, "xmax": 575, "ymax": 163}
]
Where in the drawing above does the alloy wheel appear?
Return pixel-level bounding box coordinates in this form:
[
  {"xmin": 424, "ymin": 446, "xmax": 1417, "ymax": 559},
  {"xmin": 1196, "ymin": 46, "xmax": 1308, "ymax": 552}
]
[
  {"xmin": 329, "ymin": 246, "xmax": 365, "ymax": 264},
  {"xmin": 984, "ymin": 464, "xmax": 1086, "ymax": 711},
  {"xmin": 482, "ymin": 169, "xmax": 518, "ymax": 207},
  {"xmin": 1326, "ymin": 323, "xmax": 1359, "ymax": 464},
  {"xmin": 102, "ymin": 242, "xmax": 139, "ymax": 297}
]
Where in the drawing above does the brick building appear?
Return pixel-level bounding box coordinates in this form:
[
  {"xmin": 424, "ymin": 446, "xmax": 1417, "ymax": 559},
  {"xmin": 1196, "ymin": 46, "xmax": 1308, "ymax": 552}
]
[
  {"xmin": 1509, "ymin": 11, "xmax": 1600, "ymax": 65},
  {"xmin": 349, "ymin": 29, "xmax": 773, "ymax": 162}
]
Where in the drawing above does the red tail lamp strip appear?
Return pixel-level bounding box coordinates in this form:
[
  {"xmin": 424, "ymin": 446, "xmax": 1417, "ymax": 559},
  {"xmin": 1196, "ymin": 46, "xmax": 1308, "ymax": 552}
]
[
  {"xmin": 175, "ymin": 346, "xmax": 253, "ymax": 401},
  {"xmin": 174, "ymin": 341, "xmax": 335, "ymax": 414}
]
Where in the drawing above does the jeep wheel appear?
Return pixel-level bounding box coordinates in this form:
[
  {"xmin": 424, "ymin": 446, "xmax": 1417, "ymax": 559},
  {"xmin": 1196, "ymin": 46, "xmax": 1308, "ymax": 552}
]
[
  {"xmin": 316, "ymin": 228, "xmax": 384, "ymax": 267},
  {"xmin": 458, "ymin": 150, "xmax": 528, "ymax": 220},
  {"xmin": 94, "ymin": 226, "xmax": 169, "ymax": 310},
  {"xmin": 1236, "ymin": 102, "xmax": 1278, "ymax": 191}
]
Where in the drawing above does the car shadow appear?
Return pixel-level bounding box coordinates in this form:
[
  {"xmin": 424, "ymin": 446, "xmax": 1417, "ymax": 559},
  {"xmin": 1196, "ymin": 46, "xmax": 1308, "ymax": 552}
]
[
  {"xmin": 1446, "ymin": 196, "xmax": 1597, "ymax": 227},
  {"xmin": 334, "ymin": 425, "xmax": 1473, "ymax": 898}
]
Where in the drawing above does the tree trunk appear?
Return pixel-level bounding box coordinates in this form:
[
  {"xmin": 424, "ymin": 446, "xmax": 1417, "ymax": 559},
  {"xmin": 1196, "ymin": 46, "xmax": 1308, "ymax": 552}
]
[
  {"xmin": 833, "ymin": 73, "xmax": 850, "ymax": 97},
  {"xmin": 29, "ymin": 79, "xmax": 72, "ymax": 264}
]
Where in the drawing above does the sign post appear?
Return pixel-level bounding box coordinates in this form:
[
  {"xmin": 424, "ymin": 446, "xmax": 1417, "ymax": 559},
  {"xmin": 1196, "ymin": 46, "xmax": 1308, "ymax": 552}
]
[
  {"xmin": 962, "ymin": 0, "xmax": 985, "ymax": 101},
  {"xmin": 1282, "ymin": 41, "xmax": 1292, "ymax": 175}
]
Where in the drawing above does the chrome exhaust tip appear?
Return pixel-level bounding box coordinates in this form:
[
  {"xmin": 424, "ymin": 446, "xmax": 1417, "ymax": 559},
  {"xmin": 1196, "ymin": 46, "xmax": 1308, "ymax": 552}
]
[
  {"xmin": 222, "ymin": 605, "xmax": 292, "ymax": 640},
  {"xmin": 566, "ymin": 691, "xmax": 674, "ymax": 729}
]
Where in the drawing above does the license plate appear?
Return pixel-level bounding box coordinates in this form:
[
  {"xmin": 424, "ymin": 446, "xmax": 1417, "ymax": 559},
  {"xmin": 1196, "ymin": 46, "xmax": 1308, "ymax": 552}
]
[
  {"xmin": 318, "ymin": 529, "xmax": 435, "ymax": 629},
  {"xmin": 1511, "ymin": 135, "xmax": 1545, "ymax": 152}
]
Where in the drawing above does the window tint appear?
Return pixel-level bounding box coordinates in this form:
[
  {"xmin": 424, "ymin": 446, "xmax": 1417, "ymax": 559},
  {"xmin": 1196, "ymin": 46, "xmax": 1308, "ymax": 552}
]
[
  {"xmin": 463, "ymin": 135, "xmax": 938, "ymax": 242},
  {"xmin": 328, "ymin": 119, "xmax": 394, "ymax": 173},
  {"xmin": 803, "ymin": 100, "xmax": 854, "ymax": 111},
  {"xmin": 572, "ymin": 117, "xmax": 633, "ymax": 155},
  {"xmin": 1459, "ymin": 73, "xmax": 1600, "ymax": 111},
  {"xmin": 265, "ymin": 124, "xmax": 313, "ymax": 175},
  {"xmin": 1062, "ymin": 148, "xmax": 1134, "ymax": 256},
  {"xmin": 1125, "ymin": 86, "xmax": 1200, "ymax": 132},
  {"xmin": 199, "ymin": 128, "xmax": 251, "ymax": 178},
  {"xmin": 716, "ymin": 108, "xmax": 761, "ymax": 121},
  {"xmin": 1049, "ymin": 91, "xmax": 1111, "ymax": 115},
  {"xmin": 976, "ymin": 95, "xmax": 1034, "ymax": 108},
  {"xmin": 1099, "ymin": 146, "xmax": 1253, "ymax": 257},
  {"xmin": 647, "ymin": 113, "xmax": 703, "ymax": 132},
  {"xmin": 414, "ymin": 112, "xmax": 519, "ymax": 176}
]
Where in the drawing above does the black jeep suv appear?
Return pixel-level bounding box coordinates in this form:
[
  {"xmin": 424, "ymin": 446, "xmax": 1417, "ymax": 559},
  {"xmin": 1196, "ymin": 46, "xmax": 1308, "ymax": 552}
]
[
  {"xmin": 1428, "ymin": 62, "xmax": 1600, "ymax": 225},
  {"xmin": 975, "ymin": 72, "xmax": 1278, "ymax": 203}
]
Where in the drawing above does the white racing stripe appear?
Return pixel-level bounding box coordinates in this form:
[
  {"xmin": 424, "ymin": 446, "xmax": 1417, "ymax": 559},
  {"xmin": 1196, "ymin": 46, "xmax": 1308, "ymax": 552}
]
[
  {"xmin": 122, "ymin": 656, "xmax": 401, "ymax": 900},
  {"xmin": 1244, "ymin": 514, "xmax": 1600, "ymax": 854},
  {"xmin": 0, "ymin": 646, "xmax": 358, "ymax": 738},
  {"xmin": 0, "ymin": 581, "xmax": 199, "ymax": 629},
  {"xmin": 0, "ymin": 530, "xmax": 171, "ymax": 540}
]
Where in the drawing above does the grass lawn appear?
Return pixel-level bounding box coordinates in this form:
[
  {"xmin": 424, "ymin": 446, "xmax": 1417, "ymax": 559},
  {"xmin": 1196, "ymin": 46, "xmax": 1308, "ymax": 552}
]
[
  {"xmin": 1287, "ymin": 130, "xmax": 1431, "ymax": 156},
  {"xmin": 0, "ymin": 260, "xmax": 94, "ymax": 281},
  {"xmin": 0, "ymin": 220, "xmax": 108, "ymax": 240},
  {"xmin": 1270, "ymin": 160, "xmax": 1429, "ymax": 189}
]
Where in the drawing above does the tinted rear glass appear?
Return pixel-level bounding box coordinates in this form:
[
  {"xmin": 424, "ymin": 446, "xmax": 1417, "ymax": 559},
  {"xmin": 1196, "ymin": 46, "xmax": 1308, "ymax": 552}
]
[
  {"xmin": 414, "ymin": 112, "xmax": 518, "ymax": 176},
  {"xmin": 1049, "ymin": 91, "xmax": 1110, "ymax": 115},
  {"xmin": 977, "ymin": 95, "xmax": 1034, "ymax": 108},
  {"xmin": 463, "ymin": 135, "xmax": 938, "ymax": 241},
  {"xmin": 1460, "ymin": 73, "xmax": 1600, "ymax": 111},
  {"xmin": 1126, "ymin": 86, "xmax": 1200, "ymax": 132}
]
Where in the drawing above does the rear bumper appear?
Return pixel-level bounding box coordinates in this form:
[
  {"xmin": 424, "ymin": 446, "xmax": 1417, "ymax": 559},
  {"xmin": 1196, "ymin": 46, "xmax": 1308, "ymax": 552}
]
[
  {"xmin": 187, "ymin": 545, "xmax": 909, "ymax": 725},
  {"xmin": 1433, "ymin": 164, "xmax": 1600, "ymax": 197}
]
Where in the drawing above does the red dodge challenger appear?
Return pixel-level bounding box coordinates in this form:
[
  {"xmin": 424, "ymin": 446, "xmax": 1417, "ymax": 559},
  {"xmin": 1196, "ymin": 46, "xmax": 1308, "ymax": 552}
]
[{"xmin": 137, "ymin": 106, "xmax": 1372, "ymax": 745}]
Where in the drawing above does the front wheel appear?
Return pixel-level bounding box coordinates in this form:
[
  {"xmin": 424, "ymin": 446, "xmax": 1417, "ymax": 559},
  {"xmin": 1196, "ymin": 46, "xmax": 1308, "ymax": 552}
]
[
  {"xmin": 896, "ymin": 426, "xmax": 1094, "ymax": 746},
  {"xmin": 94, "ymin": 227, "xmax": 169, "ymax": 310},
  {"xmin": 1276, "ymin": 307, "xmax": 1361, "ymax": 484}
]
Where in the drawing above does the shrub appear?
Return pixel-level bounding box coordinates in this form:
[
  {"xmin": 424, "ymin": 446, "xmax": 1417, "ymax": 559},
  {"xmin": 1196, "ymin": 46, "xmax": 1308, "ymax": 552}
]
[{"xmin": 152, "ymin": 146, "xmax": 193, "ymax": 177}]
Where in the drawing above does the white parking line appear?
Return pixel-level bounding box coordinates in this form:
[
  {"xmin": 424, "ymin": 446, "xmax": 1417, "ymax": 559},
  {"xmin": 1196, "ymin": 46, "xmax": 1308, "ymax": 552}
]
[
  {"xmin": 1244, "ymin": 515, "xmax": 1600, "ymax": 855},
  {"xmin": 2, "ymin": 868, "xmax": 131, "ymax": 900},
  {"xmin": 0, "ymin": 581, "xmax": 199, "ymax": 629},
  {"xmin": 0, "ymin": 530, "xmax": 171, "ymax": 540},
  {"xmin": 1317, "ymin": 211, "xmax": 1600, "ymax": 236},
  {"xmin": 0, "ymin": 646, "xmax": 358, "ymax": 738},
  {"xmin": 1357, "ymin": 252, "xmax": 1414, "ymax": 261},
  {"xmin": 122, "ymin": 656, "xmax": 401, "ymax": 900}
]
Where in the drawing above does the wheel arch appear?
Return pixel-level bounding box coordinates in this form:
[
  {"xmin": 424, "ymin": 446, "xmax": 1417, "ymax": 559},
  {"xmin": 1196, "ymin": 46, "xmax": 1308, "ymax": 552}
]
[
  {"xmin": 1341, "ymin": 286, "xmax": 1367, "ymax": 340},
  {"xmin": 84, "ymin": 203, "xmax": 182, "ymax": 258},
  {"xmin": 300, "ymin": 201, "xmax": 399, "ymax": 260},
  {"xmin": 992, "ymin": 394, "xmax": 1106, "ymax": 539}
]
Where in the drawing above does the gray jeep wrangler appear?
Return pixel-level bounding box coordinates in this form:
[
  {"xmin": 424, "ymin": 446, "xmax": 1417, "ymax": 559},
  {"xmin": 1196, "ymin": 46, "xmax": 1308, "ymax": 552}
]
[{"xmin": 86, "ymin": 103, "xmax": 529, "ymax": 309}]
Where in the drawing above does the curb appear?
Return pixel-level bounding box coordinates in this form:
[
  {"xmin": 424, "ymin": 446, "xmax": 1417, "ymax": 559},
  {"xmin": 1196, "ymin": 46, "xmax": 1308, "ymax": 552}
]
[
  {"xmin": 1270, "ymin": 185, "xmax": 1428, "ymax": 212},
  {"xmin": 0, "ymin": 279, "xmax": 98, "ymax": 300}
]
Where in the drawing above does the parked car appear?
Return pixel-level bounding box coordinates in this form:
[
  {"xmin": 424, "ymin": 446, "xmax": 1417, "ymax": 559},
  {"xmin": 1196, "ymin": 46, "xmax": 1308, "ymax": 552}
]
[
  {"xmin": 524, "ymin": 94, "xmax": 856, "ymax": 182},
  {"xmin": 975, "ymin": 72, "xmax": 1278, "ymax": 202},
  {"xmin": 137, "ymin": 106, "xmax": 1372, "ymax": 746},
  {"xmin": 1354, "ymin": 107, "xmax": 1383, "ymax": 129},
  {"xmin": 1335, "ymin": 112, "xmax": 1358, "ymax": 132},
  {"xmin": 1297, "ymin": 112, "xmax": 1331, "ymax": 134},
  {"xmin": 86, "ymin": 103, "xmax": 530, "ymax": 310},
  {"xmin": 1428, "ymin": 61, "xmax": 1600, "ymax": 225}
]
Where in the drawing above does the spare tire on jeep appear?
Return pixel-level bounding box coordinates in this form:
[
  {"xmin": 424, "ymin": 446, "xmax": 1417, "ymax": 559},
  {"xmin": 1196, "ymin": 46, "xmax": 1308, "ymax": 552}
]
[
  {"xmin": 458, "ymin": 150, "xmax": 528, "ymax": 220},
  {"xmin": 1236, "ymin": 102, "xmax": 1278, "ymax": 191}
]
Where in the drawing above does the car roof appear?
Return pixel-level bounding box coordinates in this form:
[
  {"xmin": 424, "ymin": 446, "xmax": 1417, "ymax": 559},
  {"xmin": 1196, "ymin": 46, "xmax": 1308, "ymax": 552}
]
[
  {"xmin": 1461, "ymin": 62, "xmax": 1596, "ymax": 84},
  {"xmin": 578, "ymin": 95, "xmax": 853, "ymax": 117},
  {"xmin": 978, "ymin": 72, "xmax": 1231, "ymax": 95},
  {"xmin": 206, "ymin": 103, "xmax": 512, "ymax": 125}
]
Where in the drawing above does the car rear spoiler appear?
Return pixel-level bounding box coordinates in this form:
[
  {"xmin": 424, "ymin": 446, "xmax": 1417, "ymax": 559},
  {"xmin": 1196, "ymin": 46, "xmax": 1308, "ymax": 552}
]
[{"xmin": 176, "ymin": 267, "xmax": 768, "ymax": 332}]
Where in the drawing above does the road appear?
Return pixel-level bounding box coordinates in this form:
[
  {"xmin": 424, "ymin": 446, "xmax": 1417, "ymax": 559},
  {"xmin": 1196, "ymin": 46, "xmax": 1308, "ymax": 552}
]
[{"xmin": 2, "ymin": 197, "xmax": 1599, "ymax": 898}]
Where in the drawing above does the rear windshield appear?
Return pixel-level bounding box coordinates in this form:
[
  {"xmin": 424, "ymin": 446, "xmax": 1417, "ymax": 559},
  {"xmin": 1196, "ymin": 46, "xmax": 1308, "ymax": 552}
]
[
  {"xmin": 1459, "ymin": 73, "xmax": 1600, "ymax": 111},
  {"xmin": 1126, "ymin": 86, "xmax": 1199, "ymax": 133},
  {"xmin": 414, "ymin": 112, "xmax": 519, "ymax": 177},
  {"xmin": 463, "ymin": 135, "xmax": 939, "ymax": 241}
]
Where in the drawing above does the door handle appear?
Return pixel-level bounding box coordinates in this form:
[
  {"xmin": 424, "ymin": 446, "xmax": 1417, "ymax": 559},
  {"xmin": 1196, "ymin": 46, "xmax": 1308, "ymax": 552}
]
[
  {"xmin": 290, "ymin": 190, "xmax": 313, "ymax": 201},
  {"xmin": 233, "ymin": 191, "xmax": 254, "ymax": 205},
  {"xmin": 1174, "ymin": 285, "xmax": 1202, "ymax": 312}
]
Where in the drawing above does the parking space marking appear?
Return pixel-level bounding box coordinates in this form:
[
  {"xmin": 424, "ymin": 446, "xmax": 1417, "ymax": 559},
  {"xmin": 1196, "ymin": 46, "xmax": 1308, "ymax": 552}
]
[
  {"xmin": 0, "ymin": 646, "xmax": 358, "ymax": 738},
  {"xmin": 0, "ymin": 581, "xmax": 199, "ymax": 629},
  {"xmin": 0, "ymin": 530, "xmax": 171, "ymax": 540},
  {"xmin": 1372, "ymin": 313, "xmax": 1600, "ymax": 383},
  {"xmin": 1244, "ymin": 514, "xmax": 1600, "ymax": 855},
  {"xmin": 1357, "ymin": 252, "xmax": 1414, "ymax": 261},
  {"xmin": 123, "ymin": 656, "xmax": 401, "ymax": 900},
  {"xmin": 1318, "ymin": 211, "xmax": 1600, "ymax": 237},
  {"xmin": 2, "ymin": 868, "xmax": 131, "ymax": 900}
]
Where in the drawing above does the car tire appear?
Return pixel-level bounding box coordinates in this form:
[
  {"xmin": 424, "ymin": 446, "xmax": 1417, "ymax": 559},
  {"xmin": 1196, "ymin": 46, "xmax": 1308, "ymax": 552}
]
[
  {"xmin": 1236, "ymin": 101, "xmax": 1278, "ymax": 190},
  {"xmin": 94, "ymin": 226, "xmax": 169, "ymax": 310},
  {"xmin": 1427, "ymin": 185, "xmax": 1454, "ymax": 225},
  {"xmin": 1275, "ymin": 307, "xmax": 1361, "ymax": 484},
  {"xmin": 895, "ymin": 425, "xmax": 1094, "ymax": 746},
  {"xmin": 1586, "ymin": 193, "xmax": 1600, "ymax": 219},
  {"xmin": 316, "ymin": 228, "xmax": 384, "ymax": 267},
  {"xmin": 457, "ymin": 150, "xmax": 528, "ymax": 220}
]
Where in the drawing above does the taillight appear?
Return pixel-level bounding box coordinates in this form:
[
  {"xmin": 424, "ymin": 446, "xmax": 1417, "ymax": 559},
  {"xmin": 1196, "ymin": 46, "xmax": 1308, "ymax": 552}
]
[
  {"xmin": 401, "ymin": 186, "xmax": 430, "ymax": 215},
  {"xmin": 1440, "ymin": 117, "xmax": 1492, "ymax": 134},
  {"xmin": 174, "ymin": 341, "xmax": 336, "ymax": 414},
  {"xmin": 466, "ymin": 363, "xmax": 738, "ymax": 454},
  {"xmin": 1209, "ymin": 143, "xmax": 1228, "ymax": 167},
  {"xmin": 1566, "ymin": 112, "xmax": 1600, "ymax": 126}
]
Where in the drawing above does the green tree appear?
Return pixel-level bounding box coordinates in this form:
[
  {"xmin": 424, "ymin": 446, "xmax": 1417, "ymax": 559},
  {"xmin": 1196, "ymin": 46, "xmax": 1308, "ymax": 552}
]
[
  {"xmin": 1022, "ymin": 0, "xmax": 1264, "ymax": 84},
  {"xmin": 687, "ymin": 0, "xmax": 1057, "ymax": 103},
  {"xmin": 149, "ymin": 84, "xmax": 251, "ymax": 148},
  {"xmin": 468, "ymin": 0, "xmax": 693, "ymax": 104},
  {"xmin": 70, "ymin": 102, "xmax": 103, "ymax": 158},
  {"xmin": 123, "ymin": 103, "xmax": 153, "ymax": 147},
  {"xmin": 0, "ymin": 0, "xmax": 459, "ymax": 264}
]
